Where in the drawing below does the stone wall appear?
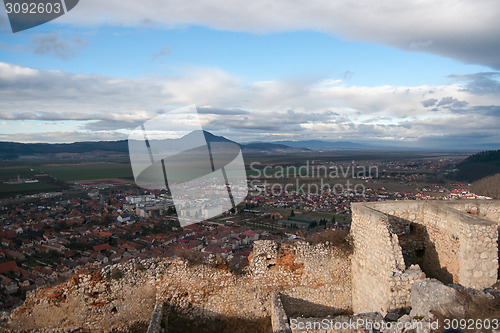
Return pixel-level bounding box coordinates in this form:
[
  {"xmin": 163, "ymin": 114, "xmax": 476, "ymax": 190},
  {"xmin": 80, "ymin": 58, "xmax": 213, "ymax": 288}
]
[
  {"xmin": 351, "ymin": 200, "xmax": 500, "ymax": 315},
  {"xmin": 146, "ymin": 302, "xmax": 164, "ymax": 333},
  {"xmin": 442, "ymin": 199, "xmax": 500, "ymax": 223},
  {"xmin": 271, "ymin": 293, "xmax": 291, "ymax": 333},
  {"xmin": 7, "ymin": 239, "xmax": 351, "ymax": 332},
  {"xmin": 250, "ymin": 240, "xmax": 352, "ymax": 318},
  {"xmin": 351, "ymin": 204, "xmax": 425, "ymax": 315}
]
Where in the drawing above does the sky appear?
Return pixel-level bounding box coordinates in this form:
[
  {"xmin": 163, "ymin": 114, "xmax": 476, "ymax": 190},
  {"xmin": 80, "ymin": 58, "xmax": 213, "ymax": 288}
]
[{"xmin": 0, "ymin": 0, "xmax": 500, "ymax": 150}]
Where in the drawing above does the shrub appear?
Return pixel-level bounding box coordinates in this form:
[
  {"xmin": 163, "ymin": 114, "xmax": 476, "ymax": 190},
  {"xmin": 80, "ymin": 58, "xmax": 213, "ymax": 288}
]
[
  {"xmin": 110, "ymin": 268, "xmax": 123, "ymax": 280},
  {"xmin": 306, "ymin": 229, "xmax": 353, "ymax": 254},
  {"xmin": 134, "ymin": 262, "xmax": 145, "ymax": 271}
]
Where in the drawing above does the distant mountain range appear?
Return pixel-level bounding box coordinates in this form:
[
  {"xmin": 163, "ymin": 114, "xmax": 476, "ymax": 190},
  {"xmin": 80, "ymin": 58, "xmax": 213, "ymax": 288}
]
[
  {"xmin": 2, "ymin": 131, "xmax": 495, "ymax": 161},
  {"xmin": 250, "ymin": 139, "xmax": 368, "ymax": 150},
  {"xmin": 0, "ymin": 131, "xmax": 309, "ymax": 161}
]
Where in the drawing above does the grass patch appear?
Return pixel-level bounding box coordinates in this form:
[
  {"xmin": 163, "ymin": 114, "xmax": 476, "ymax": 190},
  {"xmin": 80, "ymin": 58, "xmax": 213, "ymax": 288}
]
[
  {"xmin": 0, "ymin": 182, "xmax": 61, "ymax": 194},
  {"xmin": 306, "ymin": 229, "xmax": 353, "ymax": 255},
  {"xmin": 41, "ymin": 163, "xmax": 133, "ymax": 181},
  {"xmin": 0, "ymin": 162, "xmax": 133, "ymax": 183}
]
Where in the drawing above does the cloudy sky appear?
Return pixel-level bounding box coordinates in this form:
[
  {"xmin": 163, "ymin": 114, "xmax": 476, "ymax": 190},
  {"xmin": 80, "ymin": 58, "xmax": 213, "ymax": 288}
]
[{"xmin": 0, "ymin": 0, "xmax": 499, "ymax": 149}]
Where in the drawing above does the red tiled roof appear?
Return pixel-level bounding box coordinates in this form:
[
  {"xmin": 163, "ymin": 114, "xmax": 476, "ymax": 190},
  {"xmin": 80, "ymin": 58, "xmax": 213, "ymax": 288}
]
[
  {"xmin": 0, "ymin": 261, "xmax": 19, "ymax": 274},
  {"xmin": 93, "ymin": 243, "xmax": 111, "ymax": 252}
]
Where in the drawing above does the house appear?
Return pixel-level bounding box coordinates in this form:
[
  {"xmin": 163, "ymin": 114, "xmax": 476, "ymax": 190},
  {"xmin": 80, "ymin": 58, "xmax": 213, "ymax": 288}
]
[
  {"xmin": 1, "ymin": 238, "xmax": 11, "ymax": 247},
  {"xmin": 20, "ymin": 239, "xmax": 33, "ymax": 248},
  {"xmin": 45, "ymin": 242, "xmax": 67, "ymax": 253},
  {"xmin": 1, "ymin": 276, "xmax": 18, "ymax": 294},
  {"xmin": 0, "ymin": 261, "xmax": 19, "ymax": 275},
  {"xmin": 117, "ymin": 214, "xmax": 131, "ymax": 224},
  {"xmin": 242, "ymin": 230, "xmax": 259, "ymax": 244},
  {"xmin": 93, "ymin": 243, "xmax": 111, "ymax": 252}
]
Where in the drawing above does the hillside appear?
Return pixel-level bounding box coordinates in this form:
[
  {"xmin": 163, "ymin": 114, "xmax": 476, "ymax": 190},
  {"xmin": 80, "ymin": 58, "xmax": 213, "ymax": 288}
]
[
  {"xmin": 451, "ymin": 149, "xmax": 500, "ymax": 182},
  {"xmin": 270, "ymin": 139, "xmax": 367, "ymax": 150},
  {"xmin": 472, "ymin": 174, "xmax": 500, "ymax": 199}
]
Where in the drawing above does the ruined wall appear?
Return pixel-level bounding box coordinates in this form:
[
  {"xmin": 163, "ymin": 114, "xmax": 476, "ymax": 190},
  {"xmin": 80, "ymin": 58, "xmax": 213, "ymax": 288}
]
[
  {"xmin": 8, "ymin": 240, "xmax": 351, "ymax": 332},
  {"xmin": 422, "ymin": 203, "xmax": 498, "ymax": 288},
  {"xmin": 250, "ymin": 240, "xmax": 352, "ymax": 318},
  {"xmin": 271, "ymin": 293, "xmax": 291, "ymax": 333},
  {"xmin": 350, "ymin": 204, "xmax": 424, "ymax": 315},
  {"xmin": 351, "ymin": 200, "xmax": 500, "ymax": 315},
  {"xmin": 442, "ymin": 199, "xmax": 500, "ymax": 224}
]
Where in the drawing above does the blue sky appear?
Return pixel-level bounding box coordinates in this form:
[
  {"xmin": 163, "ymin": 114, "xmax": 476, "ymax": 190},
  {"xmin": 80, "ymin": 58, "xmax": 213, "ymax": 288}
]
[{"xmin": 0, "ymin": 0, "xmax": 500, "ymax": 149}]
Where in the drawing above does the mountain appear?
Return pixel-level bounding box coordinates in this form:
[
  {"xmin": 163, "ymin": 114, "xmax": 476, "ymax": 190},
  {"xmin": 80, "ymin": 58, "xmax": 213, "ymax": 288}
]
[
  {"xmin": 450, "ymin": 149, "xmax": 500, "ymax": 182},
  {"xmin": 144, "ymin": 131, "xmax": 308, "ymax": 153},
  {"xmin": 0, "ymin": 131, "xmax": 308, "ymax": 161},
  {"xmin": 268, "ymin": 140, "xmax": 368, "ymax": 150},
  {"xmin": 242, "ymin": 142, "xmax": 309, "ymax": 152}
]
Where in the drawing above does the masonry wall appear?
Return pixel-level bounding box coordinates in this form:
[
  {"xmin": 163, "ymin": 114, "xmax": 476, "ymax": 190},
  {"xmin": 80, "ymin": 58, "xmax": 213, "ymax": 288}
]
[
  {"xmin": 363, "ymin": 201, "xmax": 498, "ymax": 288},
  {"xmin": 423, "ymin": 203, "xmax": 498, "ymax": 288},
  {"xmin": 351, "ymin": 204, "xmax": 424, "ymax": 315},
  {"xmin": 250, "ymin": 240, "xmax": 352, "ymax": 318},
  {"xmin": 351, "ymin": 200, "xmax": 499, "ymax": 315},
  {"xmin": 442, "ymin": 200, "xmax": 500, "ymax": 224},
  {"xmin": 441, "ymin": 200, "xmax": 500, "ymax": 280}
]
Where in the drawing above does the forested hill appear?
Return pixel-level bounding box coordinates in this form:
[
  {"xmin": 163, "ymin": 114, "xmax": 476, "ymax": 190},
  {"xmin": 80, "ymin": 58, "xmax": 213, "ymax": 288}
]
[{"xmin": 452, "ymin": 149, "xmax": 500, "ymax": 182}]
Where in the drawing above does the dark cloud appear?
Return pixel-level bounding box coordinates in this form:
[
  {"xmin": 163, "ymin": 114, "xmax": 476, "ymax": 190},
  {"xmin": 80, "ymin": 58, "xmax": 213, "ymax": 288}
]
[
  {"xmin": 152, "ymin": 46, "xmax": 172, "ymax": 59},
  {"xmin": 31, "ymin": 32, "xmax": 89, "ymax": 60},
  {"xmin": 342, "ymin": 71, "xmax": 354, "ymax": 80},
  {"xmin": 421, "ymin": 98, "xmax": 438, "ymax": 107},
  {"xmin": 436, "ymin": 97, "xmax": 468, "ymax": 110},
  {"xmin": 470, "ymin": 105, "xmax": 500, "ymax": 116},
  {"xmin": 449, "ymin": 72, "xmax": 500, "ymax": 95}
]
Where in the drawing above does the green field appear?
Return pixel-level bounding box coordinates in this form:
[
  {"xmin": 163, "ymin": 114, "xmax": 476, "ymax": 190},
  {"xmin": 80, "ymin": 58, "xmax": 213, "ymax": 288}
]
[
  {"xmin": 0, "ymin": 162, "xmax": 133, "ymax": 182},
  {"xmin": 0, "ymin": 166, "xmax": 34, "ymax": 180},
  {"xmin": 41, "ymin": 163, "xmax": 133, "ymax": 181},
  {"xmin": 0, "ymin": 182, "xmax": 62, "ymax": 194}
]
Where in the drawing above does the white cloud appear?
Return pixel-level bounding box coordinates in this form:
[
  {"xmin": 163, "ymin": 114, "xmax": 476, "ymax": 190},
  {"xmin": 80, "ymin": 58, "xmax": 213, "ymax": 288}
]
[
  {"xmin": 0, "ymin": 130, "xmax": 126, "ymax": 143},
  {"xmin": 1, "ymin": 62, "xmax": 500, "ymax": 145},
  {"xmin": 57, "ymin": 0, "xmax": 500, "ymax": 68}
]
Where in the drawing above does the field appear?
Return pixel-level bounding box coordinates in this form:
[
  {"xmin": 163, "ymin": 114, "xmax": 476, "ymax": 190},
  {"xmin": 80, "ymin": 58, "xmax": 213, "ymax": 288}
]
[
  {"xmin": 0, "ymin": 162, "xmax": 133, "ymax": 182},
  {"xmin": 0, "ymin": 150, "xmax": 468, "ymax": 198},
  {"xmin": 0, "ymin": 182, "xmax": 62, "ymax": 195}
]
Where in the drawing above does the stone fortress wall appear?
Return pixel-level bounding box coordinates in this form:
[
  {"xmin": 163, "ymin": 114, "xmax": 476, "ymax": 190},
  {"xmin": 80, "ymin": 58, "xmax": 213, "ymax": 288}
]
[{"xmin": 351, "ymin": 200, "xmax": 500, "ymax": 315}]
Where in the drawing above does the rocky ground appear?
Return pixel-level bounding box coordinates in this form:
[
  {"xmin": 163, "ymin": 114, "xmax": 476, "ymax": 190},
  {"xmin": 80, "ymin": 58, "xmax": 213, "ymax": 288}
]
[{"xmin": 0, "ymin": 240, "xmax": 351, "ymax": 332}]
